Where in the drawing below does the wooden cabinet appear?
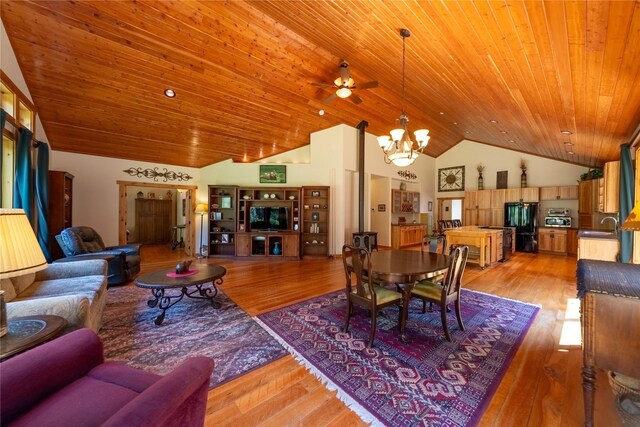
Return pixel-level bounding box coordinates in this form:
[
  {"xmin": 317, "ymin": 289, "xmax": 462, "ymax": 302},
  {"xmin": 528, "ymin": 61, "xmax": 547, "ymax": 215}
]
[
  {"xmin": 209, "ymin": 185, "xmax": 237, "ymax": 256},
  {"xmin": 283, "ymin": 234, "xmax": 299, "ymax": 257},
  {"xmin": 392, "ymin": 190, "xmax": 420, "ymax": 213},
  {"xmin": 505, "ymin": 187, "xmax": 539, "ymax": 202},
  {"xmin": 540, "ymin": 185, "xmax": 578, "ymax": 200},
  {"xmin": 538, "ymin": 228, "xmax": 567, "ymax": 254},
  {"xmin": 391, "ymin": 225, "xmax": 427, "ymax": 249},
  {"xmin": 235, "ymin": 233, "xmax": 251, "ymax": 256},
  {"xmin": 490, "ymin": 208, "xmax": 504, "ymax": 227},
  {"xmin": 464, "ymin": 190, "xmax": 491, "ymax": 227},
  {"xmin": 135, "ymin": 199, "xmax": 174, "ymax": 244},
  {"xmin": 567, "ymin": 229, "xmax": 578, "ymax": 256},
  {"xmin": 302, "ymin": 186, "xmax": 329, "ymax": 257},
  {"xmin": 577, "ymin": 236, "xmax": 619, "ymax": 261},
  {"xmin": 48, "ymin": 171, "xmax": 73, "ymax": 260},
  {"xmin": 600, "ymin": 161, "xmax": 619, "ymax": 213},
  {"xmin": 490, "ymin": 189, "xmax": 505, "ymax": 208},
  {"xmin": 578, "ymin": 180, "xmax": 600, "ymax": 229}
]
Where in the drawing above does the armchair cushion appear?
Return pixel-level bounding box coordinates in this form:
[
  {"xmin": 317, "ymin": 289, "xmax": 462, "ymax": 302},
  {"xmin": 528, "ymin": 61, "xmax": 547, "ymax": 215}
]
[{"xmin": 1, "ymin": 329, "xmax": 214, "ymax": 427}]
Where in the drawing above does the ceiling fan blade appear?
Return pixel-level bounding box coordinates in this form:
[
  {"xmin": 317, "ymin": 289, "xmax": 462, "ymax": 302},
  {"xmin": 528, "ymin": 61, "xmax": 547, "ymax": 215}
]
[
  {"xmin": 349, "ymin": 93, "xmax": 363, "ymax": 105},
  {"xmin": 311, "ymin": 82, "xmax": 335, "ymax": 89},
  {"xmin": 357, "ymin": 81, "xmax": 378, "ymax": 89},
  {"xmin": 323, "ymin": 93, "xmax": 337, "ymax": 104}
]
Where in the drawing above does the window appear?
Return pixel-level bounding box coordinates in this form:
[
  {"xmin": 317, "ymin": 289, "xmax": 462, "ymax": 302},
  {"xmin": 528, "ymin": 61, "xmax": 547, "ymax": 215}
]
[{"xmin": 0, "ymin": 72, "xmax": 37, "ymax": 207}]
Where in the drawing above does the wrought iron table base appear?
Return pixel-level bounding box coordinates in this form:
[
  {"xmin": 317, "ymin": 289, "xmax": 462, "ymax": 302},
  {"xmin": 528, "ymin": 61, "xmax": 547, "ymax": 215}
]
[{"xmin": 146, "ymin": 280, "xmax": 222, "ymax": 325}]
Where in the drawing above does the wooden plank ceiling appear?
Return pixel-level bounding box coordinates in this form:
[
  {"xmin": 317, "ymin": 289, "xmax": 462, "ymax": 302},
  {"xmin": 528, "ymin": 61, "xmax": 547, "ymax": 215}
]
[{"xmin": 2, "ymin": 0, "xmax": 639, "ymax": 168}]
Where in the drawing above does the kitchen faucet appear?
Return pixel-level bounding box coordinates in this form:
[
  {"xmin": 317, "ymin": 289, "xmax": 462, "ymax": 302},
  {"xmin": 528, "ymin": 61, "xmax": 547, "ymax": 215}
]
[{"xmin": 600, "ymin": 216, "xmax": 619, "ymax": 233}]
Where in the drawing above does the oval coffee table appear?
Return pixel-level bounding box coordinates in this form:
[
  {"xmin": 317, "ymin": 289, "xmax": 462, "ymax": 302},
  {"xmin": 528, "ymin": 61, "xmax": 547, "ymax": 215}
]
[{"xmin": 134, "ymin": 264, "xmax": 227, "ymax": 325}]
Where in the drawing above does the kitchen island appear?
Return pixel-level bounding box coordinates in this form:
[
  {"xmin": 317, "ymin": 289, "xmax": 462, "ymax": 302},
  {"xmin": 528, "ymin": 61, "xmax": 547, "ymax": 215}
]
[
  {"xmin": 444, "ymin": 226, "xmax": 505, "ymax": 268},
  {"xmin": 390, "ymin": 223, "xmax": 428, "ymax": 249}
]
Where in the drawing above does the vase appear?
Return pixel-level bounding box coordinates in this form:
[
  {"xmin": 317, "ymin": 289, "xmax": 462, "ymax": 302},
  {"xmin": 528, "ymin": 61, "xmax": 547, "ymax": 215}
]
[
  {"xmin": 478, "ymin": 173, "xmax": 484, "ymax": 190},
  {"xmin": 273, "ymin": 241, "xmax": 281, "ymax": 255},
  {"xmin": 521, "ymin": 170, "xmax": 527, "ymax": 188}
]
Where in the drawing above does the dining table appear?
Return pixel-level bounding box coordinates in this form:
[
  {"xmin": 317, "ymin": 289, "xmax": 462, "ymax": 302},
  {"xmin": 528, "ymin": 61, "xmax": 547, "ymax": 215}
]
[{"xmin": 367, "ymin": 250, "xmax": 450, "ymax": 342}]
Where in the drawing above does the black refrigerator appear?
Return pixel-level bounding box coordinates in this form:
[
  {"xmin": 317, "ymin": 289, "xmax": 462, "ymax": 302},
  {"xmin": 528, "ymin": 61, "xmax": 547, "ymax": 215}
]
[{"xmin": 504, "ymin": 202, "xmax": 538, "ymax": 252}]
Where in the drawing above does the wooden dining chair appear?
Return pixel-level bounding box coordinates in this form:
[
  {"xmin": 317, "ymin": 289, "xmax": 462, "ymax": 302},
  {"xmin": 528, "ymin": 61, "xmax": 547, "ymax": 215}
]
[
  {"xmin": 410, "ymin": 245, "xmax": 469, "ymax": 341},
  {"xmin": 342, "ymin": 244, "xmax": 404, "ymax": 347}
]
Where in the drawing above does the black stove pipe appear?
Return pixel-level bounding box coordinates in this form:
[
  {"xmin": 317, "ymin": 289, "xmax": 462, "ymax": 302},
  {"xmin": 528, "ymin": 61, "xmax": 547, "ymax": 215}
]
[{"xmin": 356, "ymin": 121, "xmax": 368, "ymax": 232}]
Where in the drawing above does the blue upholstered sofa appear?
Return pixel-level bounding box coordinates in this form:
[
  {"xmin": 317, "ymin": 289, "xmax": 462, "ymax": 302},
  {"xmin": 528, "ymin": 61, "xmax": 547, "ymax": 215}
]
[{"xmin": 55, "ymin": 226, "xmax": 141, "ymax": 286}]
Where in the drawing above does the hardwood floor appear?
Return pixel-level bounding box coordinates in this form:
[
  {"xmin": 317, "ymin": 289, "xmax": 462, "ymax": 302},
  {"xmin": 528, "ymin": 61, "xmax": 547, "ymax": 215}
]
[{"xmin": 135, "ymin": 245, "xmax": 620, "ymax": 426}]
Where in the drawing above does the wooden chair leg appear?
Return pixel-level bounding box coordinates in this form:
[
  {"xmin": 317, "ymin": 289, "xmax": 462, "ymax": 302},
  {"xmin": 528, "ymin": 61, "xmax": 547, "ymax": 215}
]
[
  {"xmin": 344, "ymin": 299, "xmax": 352, "ymax": 333},
  {"xmin": 441, "ymin": 303, "xmax": 452, "ymax": 341},
  {"xmin": 368, "ymin": 308, "xmax": 377, "ymax": 347},
  {"xmin": 455, "ymin": 298, "xmax": 465, "ymax": 331}
]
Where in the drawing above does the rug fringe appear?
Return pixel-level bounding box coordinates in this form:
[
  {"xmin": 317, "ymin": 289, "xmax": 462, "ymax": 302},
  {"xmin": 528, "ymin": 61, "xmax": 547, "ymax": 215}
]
[
  {"xmin": 254, "ymin": 318, "xmax": 383, "ymax": 427},
  {"xmin": 464, "ymin": 288, "xmax": 542, "ymax": 308}
]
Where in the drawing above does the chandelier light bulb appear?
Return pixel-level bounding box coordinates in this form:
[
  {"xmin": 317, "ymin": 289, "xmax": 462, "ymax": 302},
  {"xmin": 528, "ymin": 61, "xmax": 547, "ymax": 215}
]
[{"xmin": 390, "ymin": 128, "xmax": 405, "ymax": 142}]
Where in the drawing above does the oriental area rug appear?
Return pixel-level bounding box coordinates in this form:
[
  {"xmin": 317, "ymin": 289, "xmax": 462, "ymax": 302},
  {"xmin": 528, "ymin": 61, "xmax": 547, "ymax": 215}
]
[
  {"xmin": 99, "ymin": 285, "xmax": 287, "ymax": 388},
  {"xmin": 257, "ymin": 289, "xmax": 539, "ymax": 426}
]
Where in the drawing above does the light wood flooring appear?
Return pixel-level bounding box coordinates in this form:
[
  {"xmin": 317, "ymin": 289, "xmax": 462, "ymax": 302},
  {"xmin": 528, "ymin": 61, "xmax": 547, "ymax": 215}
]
[{"xmin": 133, "ymin": 245, "xmax": 620, "ymax": 426}]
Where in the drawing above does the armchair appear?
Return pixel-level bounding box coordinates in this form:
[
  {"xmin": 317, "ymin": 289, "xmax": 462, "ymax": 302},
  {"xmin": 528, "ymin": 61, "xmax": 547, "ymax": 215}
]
[
  {"xmin": 55, "ymin": 226, "xmax": 141, "ymax": 286},
  {"xmin": 1, "ymin": 328, "xmax": 214, "ymax": 427}
]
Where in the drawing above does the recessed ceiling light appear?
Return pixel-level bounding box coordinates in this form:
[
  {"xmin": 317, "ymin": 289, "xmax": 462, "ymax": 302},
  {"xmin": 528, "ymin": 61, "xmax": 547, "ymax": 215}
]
[
  {"xmin": 500, "ymin": 130, "xmax": 508, "ymax": 134},
  {"xmin": 164, "ymin": 89, "xmax": 176, "ymax": 98},
  {"xmin": 560, "ymin": 130, "xmax": 573, "ymax": 135},
  {"xmin": 439, "ymin": 112, "xmax": 445, "ymax": 115},
  {"xmin": 318, "ymin": 109, "xmax": 325, "ymax": 116},
  {"xmin": 465, "ymin": 130, "xmax": 472, "ymax": 134},
  {"xmin": 508, "ymin": 139, "xmax": 515, "ymax": 143},
  {"xmin": 490, "ymin": 120, "xmax": 498, "ymax": 124},
  {"xmin": 567, "ymin": 151, "xmax": 574, "ymax": 155},
  {"xmin": 563, "ymin": 142, "xmax": 574, "ymax": 146},
  {"xmin": 452, "ymin": 122, "xmax": 458, "ymax": 125}
]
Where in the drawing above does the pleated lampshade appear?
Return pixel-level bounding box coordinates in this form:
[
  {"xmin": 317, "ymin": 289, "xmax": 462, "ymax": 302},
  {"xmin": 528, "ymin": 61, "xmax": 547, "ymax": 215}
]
[
  {"xmin": 621, "ymin": 201, "xmax": 640, "ymax": 231},
  {"xmin": 0, "ymin": 209, "xmax": 47, "ymax": 279}
]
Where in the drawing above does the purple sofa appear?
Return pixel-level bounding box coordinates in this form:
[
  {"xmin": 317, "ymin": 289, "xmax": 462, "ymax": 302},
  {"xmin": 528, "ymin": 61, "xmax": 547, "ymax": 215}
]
[{"xmin": 1, "ymin": 329, "xmax": 214, "ymax": 426}]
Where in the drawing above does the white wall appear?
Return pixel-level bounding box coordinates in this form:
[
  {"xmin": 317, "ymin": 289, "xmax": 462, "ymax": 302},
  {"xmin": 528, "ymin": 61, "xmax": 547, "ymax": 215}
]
[
  {"xmin": 49, "ymin": 151, "xmax": 200, "ymax": 246},
  {"xmin": 435, "ymin": 140, "xmax": 590, "ymax": 198}
]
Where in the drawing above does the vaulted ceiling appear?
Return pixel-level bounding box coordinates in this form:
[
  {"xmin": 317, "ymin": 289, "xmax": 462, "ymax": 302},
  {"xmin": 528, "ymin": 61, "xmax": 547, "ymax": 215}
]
[{"xmin": 2, "ymin": 1, "xmax": 639, "ymax": 169}]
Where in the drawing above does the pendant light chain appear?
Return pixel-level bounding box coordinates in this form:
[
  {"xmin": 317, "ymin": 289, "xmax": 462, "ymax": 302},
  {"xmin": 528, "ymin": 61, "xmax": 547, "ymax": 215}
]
[{"xmin": 401, "ymin": 32, "xmax": 406, "ymax": 115}]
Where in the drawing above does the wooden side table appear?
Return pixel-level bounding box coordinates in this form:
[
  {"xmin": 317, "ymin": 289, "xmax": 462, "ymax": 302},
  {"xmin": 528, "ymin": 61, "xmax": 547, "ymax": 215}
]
[{"xmin": 0, "ymin": 315, "xmax": 67, "ymax": 360}]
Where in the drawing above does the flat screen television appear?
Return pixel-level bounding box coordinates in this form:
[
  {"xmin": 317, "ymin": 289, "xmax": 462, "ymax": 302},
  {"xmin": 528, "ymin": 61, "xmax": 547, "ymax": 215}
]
[{"xmin": 249, "ymin": 206, "xmax": 289, "ymax": 231}]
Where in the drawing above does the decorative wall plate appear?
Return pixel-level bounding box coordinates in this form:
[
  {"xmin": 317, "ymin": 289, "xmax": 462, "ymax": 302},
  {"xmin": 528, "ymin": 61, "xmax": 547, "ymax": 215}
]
[{"xmin": 438, "ymin": 166, "xmax": 465, "ymax": 192}]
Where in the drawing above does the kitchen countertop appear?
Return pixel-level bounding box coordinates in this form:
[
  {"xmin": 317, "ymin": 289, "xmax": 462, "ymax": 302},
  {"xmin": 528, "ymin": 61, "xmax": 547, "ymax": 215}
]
[
  {"xmin": 577, "ymin": 230, "xmax": 618, "ymax": 240},
  {"xmin": 391, "ymin": 223, "xmax": 428, "ymax": 226}
]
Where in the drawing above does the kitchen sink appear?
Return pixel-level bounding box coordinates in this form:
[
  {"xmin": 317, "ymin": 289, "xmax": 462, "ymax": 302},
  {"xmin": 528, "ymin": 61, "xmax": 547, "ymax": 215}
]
[{"xmin": 577, "ymin": 230, "xmax": 617, "ymax": 239}]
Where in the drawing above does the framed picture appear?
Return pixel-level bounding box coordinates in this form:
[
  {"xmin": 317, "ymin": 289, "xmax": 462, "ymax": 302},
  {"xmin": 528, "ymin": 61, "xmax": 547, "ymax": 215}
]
[
  {"xmin": 497, "ymin": 171, "xmax": 508, "ymax": 189},
  {"xmin": 428, "ymin": 201, "xmax": 433, "ymax": 212},
  {"xmin": 378, "ymin": 204, "xmax": 386, "ymax": 212},
  {"xmin": 311, "ymin": 212, "xmax": 320, "ymax": 221},
  {"xmin": 221, "ymin": 234, "xmax": 229, "ymax": 243},
  {"xmin": 312, "ymin": 203, "xmax": 320, "ymax": 209},
  {"xmin": 311, "ymin": 190, "xmax": 320, "ymax": 197},
  {"xmin": 438, "ymin": 166, "xmax": 465, "ymax": 192},
  {"xmin": 221, "ymin": 196, "xmax": 231, "ymax": 209},
  {"xmin": 259, "ymin": 165, "xmax": 286, "ymax": 184},
  {"xmin": 213, "ymin": 212, "xmax": 222, "ymax": 221}
]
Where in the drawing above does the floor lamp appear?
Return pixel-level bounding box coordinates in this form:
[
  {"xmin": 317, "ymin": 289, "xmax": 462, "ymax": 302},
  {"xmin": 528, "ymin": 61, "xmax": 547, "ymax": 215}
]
[
  {"xmin": 195, "ymin": 203, "xmax": 208, "ymax": 258},
  {"xmin": 0, "ymin": 209, "xmax": 48, "ymax": 336}
]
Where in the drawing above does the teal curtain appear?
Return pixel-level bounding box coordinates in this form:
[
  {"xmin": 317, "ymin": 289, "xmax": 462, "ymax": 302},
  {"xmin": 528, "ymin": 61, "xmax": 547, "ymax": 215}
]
[
  {"xmin": 0, "ymin": 110, "xmax": 5, "ymax": 204},
  {"xmin": 14, "ymin": 127, "xmax": 34, "ymax": 223},
  {"xmin": 35, "ymin": 141, "xmax": 51, "ymax": 261},
  {"xmin": 0, "ymin": 109, "xmax": 5, "ymax": 130},
  {"xmin": 618, "ymin": 144, "xmax": 634, "ymax": 263}
]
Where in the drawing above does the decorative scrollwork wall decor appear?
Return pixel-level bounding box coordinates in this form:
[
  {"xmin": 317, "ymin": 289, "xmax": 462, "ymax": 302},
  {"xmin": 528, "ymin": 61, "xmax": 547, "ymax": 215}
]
[
  {"xmin": 123, "ymin": 167, "xmax": 193, "ymax": 182},
  {"xmin": 397, "ymin": 170, "xmax": 417, "ymax": 180}
]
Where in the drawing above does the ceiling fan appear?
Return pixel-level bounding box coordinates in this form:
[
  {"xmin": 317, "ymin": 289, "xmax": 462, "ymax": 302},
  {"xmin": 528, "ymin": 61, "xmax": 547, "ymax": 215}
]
[{"xmin": 313, "ymin": 61, "xmax": 378, "ymax": 105}]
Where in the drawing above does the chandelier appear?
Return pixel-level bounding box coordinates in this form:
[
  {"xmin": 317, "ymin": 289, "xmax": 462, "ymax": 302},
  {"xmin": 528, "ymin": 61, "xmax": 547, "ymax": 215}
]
[{"xmin": 377, "ymin": 29, "xmax": 430, "ymax": 167}]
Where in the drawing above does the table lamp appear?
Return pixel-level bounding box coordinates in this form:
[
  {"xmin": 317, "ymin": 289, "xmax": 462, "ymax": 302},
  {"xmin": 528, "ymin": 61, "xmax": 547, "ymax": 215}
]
[
  {"xmin": 0, "ymin": 209, "xmax": 48, "ymax": 337},
  {"xmin": 621, "ymin": 200, "xmax": 640, "ymax": 231},
  {"xmin": 195, "ymin": 203, "xmax": 209, "ymax": 258}
]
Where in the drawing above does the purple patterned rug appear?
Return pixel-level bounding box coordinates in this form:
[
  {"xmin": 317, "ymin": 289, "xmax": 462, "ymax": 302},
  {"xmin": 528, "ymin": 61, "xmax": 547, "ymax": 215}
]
[
  {"xmin": 257, "ymin": 289, "xmax": 539, "ymax": 426},
  {"xmin": 99, "ymin": 285, "xmax": 287, "ymax": 388}
]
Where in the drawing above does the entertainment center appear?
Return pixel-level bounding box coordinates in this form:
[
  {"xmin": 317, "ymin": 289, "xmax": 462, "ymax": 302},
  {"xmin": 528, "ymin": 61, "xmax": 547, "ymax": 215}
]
[{"xmin": 208, "ymin": 185, "xmax": 329, "ymax": 259}]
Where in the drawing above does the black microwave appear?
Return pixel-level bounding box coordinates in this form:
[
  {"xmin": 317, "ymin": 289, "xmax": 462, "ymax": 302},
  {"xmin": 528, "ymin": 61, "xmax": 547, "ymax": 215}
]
[{"xmin": 544, "ymin": 216, "xmax": 571, "ymax": 228}]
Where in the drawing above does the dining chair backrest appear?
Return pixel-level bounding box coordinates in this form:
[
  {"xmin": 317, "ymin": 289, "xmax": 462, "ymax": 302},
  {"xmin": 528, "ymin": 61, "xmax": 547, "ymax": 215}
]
[
  {"xmin": 445, "ymin": 220, "xmax": 454, "ymax": 229},
  {"xmin": 437, "ymin": 220, "xmax": 447, "ymax": 233},
  {"xmin": 342, "ymin": 244, "xmax": 375, "ymax": 301},
  {"xmin": 442, "ymin": 245, "xmax": 469, "ymax": 297},
  {"xmin": 452, "ymin": 219, "xmax": 462, "ymax": 228}
]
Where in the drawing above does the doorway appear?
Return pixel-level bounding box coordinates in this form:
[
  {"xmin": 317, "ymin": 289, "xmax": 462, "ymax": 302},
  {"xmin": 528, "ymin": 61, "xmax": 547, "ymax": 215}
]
[
  {"xmin": 437, "ymin": 198, "xmax": 464, "ymax": 226},
  {"xmin": 117, "ymin": 181, "xmax": 198, "ymax": 256}
]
